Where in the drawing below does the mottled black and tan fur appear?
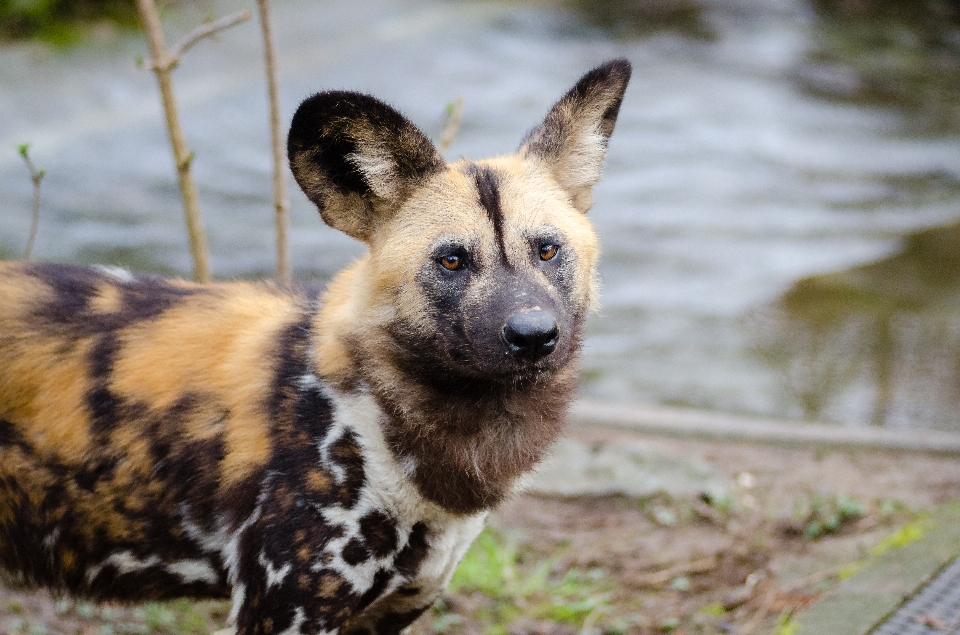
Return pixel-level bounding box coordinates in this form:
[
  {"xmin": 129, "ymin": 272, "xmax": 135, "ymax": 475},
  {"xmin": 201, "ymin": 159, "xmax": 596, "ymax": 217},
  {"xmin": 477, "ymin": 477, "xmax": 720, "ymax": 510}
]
[{"xmin": 0, "ymin": 59, "xmax": 631, "ymax": 635}]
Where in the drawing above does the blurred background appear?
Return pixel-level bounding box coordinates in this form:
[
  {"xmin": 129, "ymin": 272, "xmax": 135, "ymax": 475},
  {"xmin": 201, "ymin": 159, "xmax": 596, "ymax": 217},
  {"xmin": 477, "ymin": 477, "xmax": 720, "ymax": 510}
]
[{"xmin": 2, "ymin": 0, "xmax": 960, "ymax": 431}]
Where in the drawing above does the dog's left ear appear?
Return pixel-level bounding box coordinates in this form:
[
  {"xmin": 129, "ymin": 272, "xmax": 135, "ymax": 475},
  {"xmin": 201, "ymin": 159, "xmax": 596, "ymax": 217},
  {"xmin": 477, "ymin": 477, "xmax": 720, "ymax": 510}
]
[{"xmin": 520, "ymin": 59, "xmax": 632, "ymax": 213}]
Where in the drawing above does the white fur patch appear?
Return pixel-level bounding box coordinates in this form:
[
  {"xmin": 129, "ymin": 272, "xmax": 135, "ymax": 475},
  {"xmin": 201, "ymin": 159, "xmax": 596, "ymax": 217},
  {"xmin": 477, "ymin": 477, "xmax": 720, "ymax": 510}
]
[
  {"xmin": 349, "ymin": 145, "xmax": 401, "ymax": 200},
  {"xmin": 553, "ymin": 123, "xmax": 607, "ymax": 191},
  {"xmin": 85, "ymin": 551, "xmax": 218, "ymax": 585},
  {"xmin": 318, "ymin": 388, "xmax": 490, "ymax": 604},
  {"xmin": 42, "ymin": 528, "xmax": 61, "ymax": 552},
  {"xmin": 167, "ymin": 559, "xmax": 220, "ymax": 585},
  {"xmin": 94, "ymin": 264, "xmax": 136, "ymax": 283},
  {"xmin": 260, "ymin": 551, "xmax": 293, "ymax": 589}
]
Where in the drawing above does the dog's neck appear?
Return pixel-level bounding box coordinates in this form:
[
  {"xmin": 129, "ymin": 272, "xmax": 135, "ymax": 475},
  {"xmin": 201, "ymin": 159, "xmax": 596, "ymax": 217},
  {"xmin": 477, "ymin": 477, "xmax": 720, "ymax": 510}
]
[
  {"xmin": 370, "ymin": 355, "xmax": 576, "ymax": 514},
  {"xmin": 312, "ymin": 263, "xmax": 576, "ymax": 515}
]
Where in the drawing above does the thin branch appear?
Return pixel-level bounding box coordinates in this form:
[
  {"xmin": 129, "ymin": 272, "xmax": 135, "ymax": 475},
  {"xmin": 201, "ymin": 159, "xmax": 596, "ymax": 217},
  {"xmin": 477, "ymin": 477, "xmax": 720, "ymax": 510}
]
[
  {"xmin": 256, "ymin": 0, "xmax": 291, "ymax": 286},
  {"xmin": 772, "ymin": 559, "xmax": 854, "ymax": 598},
  {"xmin": 166, "ymin": 10, "xmax": 252, "ymax": 70},
  {"xmin": 437, "ymin": 97, "xmax": 464, "ymax": 156},
  {"xmin": 633, "ymin": 556, "xmax": 717, "ymax": 588},
  {"xmin": 18, "ymin": 144, "xmax": 44, "ymax": 261},
  {"xmin": 738, "ymin": 588, "xmax": 778, "ymax": 635},
  {"xmin": 137, "ymin": 0, "xmax": 218, "ymax": 282}
]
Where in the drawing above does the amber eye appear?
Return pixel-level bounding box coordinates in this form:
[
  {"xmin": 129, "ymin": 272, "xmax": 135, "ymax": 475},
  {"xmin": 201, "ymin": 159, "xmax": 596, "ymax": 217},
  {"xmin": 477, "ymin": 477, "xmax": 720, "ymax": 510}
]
[
  {"xmin": 439, "ymin": 254, "xmax": 464, "ymax": 271},
  {"xmin": 539, "ymin": 244, "xmax": 560, "ymax": 261}
]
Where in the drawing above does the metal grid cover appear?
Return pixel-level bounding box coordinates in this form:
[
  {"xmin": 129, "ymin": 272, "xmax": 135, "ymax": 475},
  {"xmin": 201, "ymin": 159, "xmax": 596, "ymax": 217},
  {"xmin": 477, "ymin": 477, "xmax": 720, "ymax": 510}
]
[{"xmin": 871, "ymin": 556, "xmax": 960, "ymax": 634}]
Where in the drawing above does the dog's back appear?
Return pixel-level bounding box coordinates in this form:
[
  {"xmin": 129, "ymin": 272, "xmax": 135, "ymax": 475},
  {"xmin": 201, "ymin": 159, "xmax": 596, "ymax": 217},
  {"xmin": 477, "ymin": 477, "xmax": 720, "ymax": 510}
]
[{"xmin": 0, "ymin": 262, "xmax": 302, "ymax": 597}]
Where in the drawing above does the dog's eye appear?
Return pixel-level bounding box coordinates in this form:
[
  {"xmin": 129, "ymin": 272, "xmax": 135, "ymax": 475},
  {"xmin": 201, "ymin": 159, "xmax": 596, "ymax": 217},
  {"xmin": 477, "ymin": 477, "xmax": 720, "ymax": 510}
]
[
  {"xmin": 439, "ymin": 254, "xmax": 464, "ymax": 271},
  {"xmin": 539, "ymin": 244, "xmax": 560, "ymax": 261}
]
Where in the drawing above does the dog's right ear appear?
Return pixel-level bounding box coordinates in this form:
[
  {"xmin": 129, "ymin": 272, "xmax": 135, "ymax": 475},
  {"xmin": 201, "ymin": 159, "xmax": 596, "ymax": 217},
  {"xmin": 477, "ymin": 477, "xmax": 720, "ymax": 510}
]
[{"xmin": 287, "ymin": 91, "xmax": 445, "ymax": 242}]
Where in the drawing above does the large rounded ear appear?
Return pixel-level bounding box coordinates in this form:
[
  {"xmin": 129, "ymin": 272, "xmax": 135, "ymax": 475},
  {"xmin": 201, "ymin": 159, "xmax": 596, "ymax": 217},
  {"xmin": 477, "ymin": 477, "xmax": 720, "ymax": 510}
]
[
  {"xmin": 287, "ymin": 91, "xmax": 445, "ymax": 242},
  {"xmin": 519, "ymin": 59, "xmax": 632, "ymax": 213}
]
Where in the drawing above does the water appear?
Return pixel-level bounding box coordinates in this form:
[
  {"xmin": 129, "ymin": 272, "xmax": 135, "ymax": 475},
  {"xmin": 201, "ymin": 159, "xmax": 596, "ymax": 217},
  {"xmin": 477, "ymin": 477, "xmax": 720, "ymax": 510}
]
[{"xmin": 2, "ymin": 0, "xmax": 960, "ymax": 429}]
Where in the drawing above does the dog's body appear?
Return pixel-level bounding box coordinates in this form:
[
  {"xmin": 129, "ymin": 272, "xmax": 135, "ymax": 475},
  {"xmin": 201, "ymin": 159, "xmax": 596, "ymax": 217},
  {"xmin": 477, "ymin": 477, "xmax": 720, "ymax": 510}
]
[{"xmin": 0, "ymin": 60, "xmax": 630, "ymax": 635}]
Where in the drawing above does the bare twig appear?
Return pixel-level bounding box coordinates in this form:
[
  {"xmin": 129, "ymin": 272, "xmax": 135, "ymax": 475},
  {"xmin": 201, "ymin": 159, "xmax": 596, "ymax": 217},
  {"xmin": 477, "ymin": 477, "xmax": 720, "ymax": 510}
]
[
  {"xmin": 167, "ymin": 10, "xmax": 251, "ymax": 69},
  {"xmin": 633, "ymin": 556, "xmax": 717, "ymax": 588},
  {"xmin": 739, "ymin": 588, "xmax": 778, "ymax": 634},
  {"xmin": 578, "ymin": 604, "xmax": 608, "ymax": 635},
  {"xmin": 137, "ymin": 0, "xmax": 250, "ymax": 283},
  {"xmin": 691, "ymin": 497, "xmax": 725, "ymax": 525},
  {"xmin": 779, "ymin": 561, "xmax": 850, "ymax": 594},
  {"xmin": 256, "ymin": 0, "xmax": 291, "ymax": 286},
  {"xmin": 18, "ymin": 144, "xmax": 44, "ymax": 261},
  {"xmin": 437, "ymin": 97, "xmax": 464, "ymax": 156}
]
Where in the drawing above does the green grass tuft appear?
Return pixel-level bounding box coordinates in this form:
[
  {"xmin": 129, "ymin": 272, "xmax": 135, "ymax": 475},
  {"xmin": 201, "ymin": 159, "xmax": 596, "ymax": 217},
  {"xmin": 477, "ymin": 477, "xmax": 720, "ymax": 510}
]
[{"xmin": 445, "ymin": 528, "xmax": 611, "ymax": 635}]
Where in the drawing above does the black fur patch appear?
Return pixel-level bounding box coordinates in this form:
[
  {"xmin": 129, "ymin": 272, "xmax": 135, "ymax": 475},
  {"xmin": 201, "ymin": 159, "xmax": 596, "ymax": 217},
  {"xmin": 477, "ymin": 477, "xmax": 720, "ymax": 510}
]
[
  {"xmin": 268, "ymin": 311, "xmax": 317, "ymax": 422},
  {"xmin": 359, "ymin": 510, "xmax": 399, "ymax": 558},
  {"xmin": 329, "ymin": 429, "xmax": 367, "ymax": 508},
  {"xmin": 564, "ymin": 59, "xmax": 631, "ymax": 138},
  {"xmin": 342, "ymin": 538, "xmax": 370, "ymax": 566},
  {"xmin": 0, "ymin": 419, "xmax": 20, "ymax": 447},
  {"xmin": 465, "ymin": 164, "xmax": 507, "ymax": 262},
  {"xmin": 374, "ymin": 606, "xmax": 432, "ymax": 635},
  {"xmin": 393, "ymin": 522, "xmax": 430, "ymax": 578},
  {"xmin": 25, "ymin": 263, "xmax": 200, "ymax": 340}
]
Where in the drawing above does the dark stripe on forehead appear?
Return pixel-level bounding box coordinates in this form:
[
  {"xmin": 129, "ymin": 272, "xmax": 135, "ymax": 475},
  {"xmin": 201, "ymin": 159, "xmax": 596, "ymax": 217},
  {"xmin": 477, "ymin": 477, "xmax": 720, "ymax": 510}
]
[{"xmin": 465, "ymin": 164, "xmax": 508, "ymax": 263}]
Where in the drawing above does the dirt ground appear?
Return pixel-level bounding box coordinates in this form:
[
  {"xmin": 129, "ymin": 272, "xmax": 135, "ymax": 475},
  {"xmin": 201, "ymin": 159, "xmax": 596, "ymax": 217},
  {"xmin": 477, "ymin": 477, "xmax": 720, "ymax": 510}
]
[{"xmin": 3, "ymin": 426, "xmax": 960, "ymax": 635}]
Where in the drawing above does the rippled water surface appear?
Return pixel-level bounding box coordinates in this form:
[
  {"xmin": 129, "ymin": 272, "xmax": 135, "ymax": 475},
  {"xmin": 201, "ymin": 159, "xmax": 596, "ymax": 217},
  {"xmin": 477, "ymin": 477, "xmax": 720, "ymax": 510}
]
[{"xmin": 2, "ymin": 0, "xmax": 960, "ymax": 428}]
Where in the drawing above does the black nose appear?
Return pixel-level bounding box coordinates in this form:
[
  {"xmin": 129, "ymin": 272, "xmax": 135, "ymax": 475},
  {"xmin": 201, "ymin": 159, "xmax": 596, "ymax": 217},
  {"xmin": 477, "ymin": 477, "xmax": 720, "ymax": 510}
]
[{"xmin": 502, "ymin": 310, "xmax": 559, "ymax": 361}]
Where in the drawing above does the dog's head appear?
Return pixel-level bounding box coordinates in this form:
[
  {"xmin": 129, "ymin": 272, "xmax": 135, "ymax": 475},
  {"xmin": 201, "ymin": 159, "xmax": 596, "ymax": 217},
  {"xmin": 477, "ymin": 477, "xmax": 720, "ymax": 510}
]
[{"xmin": 288, "ymin": 60, "xmax": 631, "ymax": 386}]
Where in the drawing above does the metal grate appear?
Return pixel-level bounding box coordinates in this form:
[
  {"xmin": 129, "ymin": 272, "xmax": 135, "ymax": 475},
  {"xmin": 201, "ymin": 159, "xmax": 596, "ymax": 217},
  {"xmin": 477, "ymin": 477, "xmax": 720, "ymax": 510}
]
[{"xmin": 871, "ymin": 556, "xmax": 960, "ymax": 634}]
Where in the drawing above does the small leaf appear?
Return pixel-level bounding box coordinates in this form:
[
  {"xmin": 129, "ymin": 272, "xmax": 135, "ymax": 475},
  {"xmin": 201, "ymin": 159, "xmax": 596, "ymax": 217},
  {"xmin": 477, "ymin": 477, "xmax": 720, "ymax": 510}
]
[{"xmin": 699, "ymin": 603, "xmax": 726, "ymax": 617}]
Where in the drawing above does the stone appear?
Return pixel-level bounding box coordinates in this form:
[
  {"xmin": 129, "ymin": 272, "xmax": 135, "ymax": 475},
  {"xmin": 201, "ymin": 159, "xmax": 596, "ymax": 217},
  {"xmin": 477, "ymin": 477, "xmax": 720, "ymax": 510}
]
[{"xmin": 526, "ymin": 437, "xmax": 729, "ymax": 500}]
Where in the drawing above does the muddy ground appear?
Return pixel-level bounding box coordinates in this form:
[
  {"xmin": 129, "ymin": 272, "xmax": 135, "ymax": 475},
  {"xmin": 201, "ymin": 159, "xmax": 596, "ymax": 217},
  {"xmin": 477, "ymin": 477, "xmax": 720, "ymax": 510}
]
[{"xmin": 3, "ymin": 426, "xmax": 960, "ymax": 635}]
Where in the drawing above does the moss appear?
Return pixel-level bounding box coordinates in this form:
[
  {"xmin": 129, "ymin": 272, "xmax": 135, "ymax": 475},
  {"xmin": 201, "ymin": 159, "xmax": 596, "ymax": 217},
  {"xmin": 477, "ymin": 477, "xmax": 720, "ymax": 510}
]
[{"xmin": 0, "ymin": 0, "xmax": 139, "ymax": 43}]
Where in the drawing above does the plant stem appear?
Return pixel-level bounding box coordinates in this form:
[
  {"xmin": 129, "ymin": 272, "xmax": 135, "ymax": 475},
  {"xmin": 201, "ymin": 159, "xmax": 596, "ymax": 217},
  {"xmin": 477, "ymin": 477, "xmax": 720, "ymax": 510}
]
[
  {"xmin": 19, "ymin": 147, "xmax": 44, "ymax": 261},
  {"xmin": 168, "ymin": 11, "xmax": 251, "ymax": 67},
  {"xmin": 438, "ymin": 97, "xmax": 465, "ymax": 156},
  {"xmin": 256, "ymin": 0, "xmax": 291, "ymax": 285},
  {"xmin": 136, "ymin": 0, "xmax": 222, "ymax": 283}
]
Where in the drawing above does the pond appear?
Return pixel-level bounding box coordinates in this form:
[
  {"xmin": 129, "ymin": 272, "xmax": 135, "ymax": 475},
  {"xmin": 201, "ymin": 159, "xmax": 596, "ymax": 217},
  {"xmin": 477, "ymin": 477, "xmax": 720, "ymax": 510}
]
[{"xmin": 1, "ymin": 0, "xmax": 959, "ymax": 429}]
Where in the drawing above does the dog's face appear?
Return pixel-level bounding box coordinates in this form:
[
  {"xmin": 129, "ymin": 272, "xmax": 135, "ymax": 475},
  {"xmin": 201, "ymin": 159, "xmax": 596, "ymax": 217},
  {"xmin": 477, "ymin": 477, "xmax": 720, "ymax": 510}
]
[
  {"xmin": 368, "ymin": 158, "xmax": 598, "ymax": 381},
  {"xmin": 288, "ymin": 60, "xmax": 630, "ymax": 386}
]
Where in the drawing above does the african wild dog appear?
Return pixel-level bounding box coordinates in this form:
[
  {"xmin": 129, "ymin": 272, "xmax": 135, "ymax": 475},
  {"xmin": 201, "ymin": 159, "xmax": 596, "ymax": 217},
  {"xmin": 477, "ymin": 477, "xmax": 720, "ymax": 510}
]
[{"xmin": 0, "ymin": 59, "xmax": 631, "ymax": 634}]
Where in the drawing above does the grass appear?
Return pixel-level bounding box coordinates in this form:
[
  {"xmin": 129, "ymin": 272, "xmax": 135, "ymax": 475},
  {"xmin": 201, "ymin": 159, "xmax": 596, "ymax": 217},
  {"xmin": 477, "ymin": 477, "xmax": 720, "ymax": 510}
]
[
  {"xmin": 778, "ymin": 490, "xmax": 908, "ymax": 541},
  {"xmin": 793, "ymin": 492, "xmax": 866, "ymax": 540},
  {"xmin": 435, "ymin": 528, "xmax": 614, "ymax": 635},
  {"xmin": 1, "ymin": 597, "xmax": 230, "ymax": 635}
]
